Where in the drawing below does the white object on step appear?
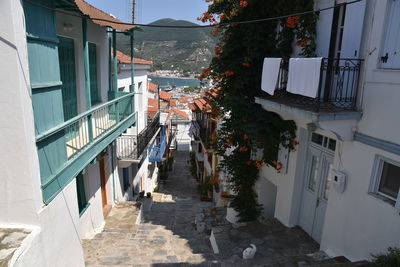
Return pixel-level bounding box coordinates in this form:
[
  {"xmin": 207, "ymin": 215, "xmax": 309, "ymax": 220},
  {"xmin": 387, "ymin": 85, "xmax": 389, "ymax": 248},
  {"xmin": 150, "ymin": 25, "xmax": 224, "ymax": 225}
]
[
  {"xmin": 242, "ymin": 244, "xmax": 257, "ymax": 259},
  {"xmin": 261, "ymin": 58, "xmax": 282, "ymax": 95},
  {"xmin": 226, "ymin": 202, "xmax": 240, "ymax": 224},
  {"xmin": 286, "ymin": 57, "xmax": 322, "ymax": 98}
]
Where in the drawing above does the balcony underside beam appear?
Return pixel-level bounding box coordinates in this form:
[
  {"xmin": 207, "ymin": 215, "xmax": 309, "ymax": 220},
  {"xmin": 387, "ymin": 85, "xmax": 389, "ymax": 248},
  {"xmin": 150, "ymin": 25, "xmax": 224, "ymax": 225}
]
[{"xmin": 41, "ymin": 113, "xmax": 135, "ymax": 204}]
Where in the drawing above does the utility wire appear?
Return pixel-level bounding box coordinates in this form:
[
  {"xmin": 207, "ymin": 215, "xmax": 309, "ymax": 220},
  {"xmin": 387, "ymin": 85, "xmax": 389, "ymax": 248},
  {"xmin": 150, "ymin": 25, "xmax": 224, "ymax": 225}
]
[{"xmin": 24, "ymin": 0, "xmax": 362, "ymax": 29}]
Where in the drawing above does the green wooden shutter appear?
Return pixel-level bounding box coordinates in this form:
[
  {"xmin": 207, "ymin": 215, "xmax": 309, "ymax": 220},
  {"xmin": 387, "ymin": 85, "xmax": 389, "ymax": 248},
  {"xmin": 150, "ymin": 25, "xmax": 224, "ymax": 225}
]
[
  {"xmin": 58, "ymin": 36, "xmax": 78, "ymax": 121},
  {"xmin": 89, "ymin": 43, "xmax": 99, "ymax": 104},
  {"xmin": 76, "ymin": 173, "xmax": 88, "ymax": 215},
  {"xmin": 24, "ymin": 0, "xmax": 68, "ymax": 203}
]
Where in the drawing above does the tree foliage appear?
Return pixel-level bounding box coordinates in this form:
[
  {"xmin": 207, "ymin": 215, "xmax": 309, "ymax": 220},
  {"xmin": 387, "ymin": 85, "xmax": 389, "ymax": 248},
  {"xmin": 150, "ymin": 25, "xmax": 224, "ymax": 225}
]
[{"xmin": 199, "ymin": 0, "xmax": 317, "ymax": 221}]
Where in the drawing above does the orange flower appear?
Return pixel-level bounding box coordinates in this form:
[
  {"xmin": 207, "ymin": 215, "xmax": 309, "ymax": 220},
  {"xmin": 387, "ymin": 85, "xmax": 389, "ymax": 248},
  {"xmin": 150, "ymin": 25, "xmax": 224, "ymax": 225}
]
[
  {"xmin": 296, "ymin": 39, "xmax": 309, "ymax": 48},
  {"xmin": 225, "ymin": 70, "xmax": 234, "ymax": 76},
  {"xmin": 214, "ymin": 45, "xmax": 223, "ymax": 54},
  {"xmin": 255, "ymin": 160, "xmax": 263, "ymax": 170},
  {"xmin": 221, "ymin": 191, "xmax": 229, "ymax": 197},
  {"xmin": 220, "ymin": 13, "xmax": 226, "ymax": 20},
  {"xmin": 239, "ymin": 146, "xmax": 248, "ymax": 152},
  {"xmin": 292, "ymin": 140, "xmax": 300, "ymax": 146},
  {"xmin": 286, "ymin": 16, "xmax": 300, "ymax": 28},
  {"xmin": 239, "ymin": 0, "xmax": 248, "ymax": 7},
  {"xmin": 230, "ymin": 10, "xmax": 238, "ymax": 17}
]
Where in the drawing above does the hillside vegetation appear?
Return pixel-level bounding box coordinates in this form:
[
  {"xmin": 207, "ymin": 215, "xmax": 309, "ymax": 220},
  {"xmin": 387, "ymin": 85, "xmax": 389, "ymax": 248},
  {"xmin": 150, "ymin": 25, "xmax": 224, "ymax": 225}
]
[{"xmin": 117, "ymin": 18, "xmax": 216, "ymax": 74}]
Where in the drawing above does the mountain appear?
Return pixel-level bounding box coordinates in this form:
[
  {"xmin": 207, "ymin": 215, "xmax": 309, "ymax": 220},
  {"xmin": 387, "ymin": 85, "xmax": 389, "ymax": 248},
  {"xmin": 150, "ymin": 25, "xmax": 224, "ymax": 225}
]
[{"xmin": 117, "ymin": 18, "xmax": 216, "ymax": 74}]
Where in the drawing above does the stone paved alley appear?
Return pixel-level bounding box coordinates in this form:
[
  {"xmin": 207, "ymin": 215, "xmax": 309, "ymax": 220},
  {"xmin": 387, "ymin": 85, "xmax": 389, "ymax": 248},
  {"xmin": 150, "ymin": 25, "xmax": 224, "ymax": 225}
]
[{"xmin": 83, "ymin": 151, "xmax": 349, "ymax": 267}]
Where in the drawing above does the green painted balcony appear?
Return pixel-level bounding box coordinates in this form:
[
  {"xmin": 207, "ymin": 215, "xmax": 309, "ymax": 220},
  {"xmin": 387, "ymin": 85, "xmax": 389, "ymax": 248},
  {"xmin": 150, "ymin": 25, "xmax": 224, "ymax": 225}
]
[{"xmin": 35, "ymin": 93, "xmax": 136, "ymax": 204}]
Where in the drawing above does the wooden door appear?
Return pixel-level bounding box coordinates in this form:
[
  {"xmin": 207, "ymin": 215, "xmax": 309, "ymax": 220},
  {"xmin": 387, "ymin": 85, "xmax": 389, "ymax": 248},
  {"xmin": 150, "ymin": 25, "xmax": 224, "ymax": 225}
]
[{"xmin": 99, "ymin": 157, "xmax": 107, "ymax": 207}]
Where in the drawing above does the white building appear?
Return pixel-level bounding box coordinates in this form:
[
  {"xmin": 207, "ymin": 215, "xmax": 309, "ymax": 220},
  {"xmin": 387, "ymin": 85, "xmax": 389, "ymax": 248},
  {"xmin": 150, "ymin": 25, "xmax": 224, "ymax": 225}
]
[
  {"xmin": 255, "ymin": 0, "xmax": 400, "ymax": 261},
  {"xmin": 0, "ymin": 0, "xmax": 159, "ymax": 266},
  {"xmin": 114, "ymin": 51, "xmax": 161, "ymax": 200}
]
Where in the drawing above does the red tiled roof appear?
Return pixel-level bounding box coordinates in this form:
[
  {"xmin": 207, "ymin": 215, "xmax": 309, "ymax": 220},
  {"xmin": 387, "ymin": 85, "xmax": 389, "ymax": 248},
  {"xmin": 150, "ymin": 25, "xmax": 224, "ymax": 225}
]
[
  {"xmin": 75, "ymin": 0, "xmax": 134, "ymax": 31},
  {"xmin": 189, "ymin": 103, "xmax": 196, "ymax": 111},
  {"xmin": 160, "ymin": 91, "xmax": 172, "ymax": 101},
  {"xmin": 148, "ymin": 98, "xmax": 159, "ymax": 113},
  {"xmin": 178, "ymin": 96, "xmax": 193, "ymax": 104},
  {"xmin": 148, "ymin": 82, "xmax": 158, "ymax": 93},
  {"xmin": 116, "ymin": 51, "xmax": 152, "ymax": 65},
  {"xmin": 169, "ymin": 100, "xmax": 177, "ymax": 107},
  {"xmin": 169, "ymin": 109, "xmax": 190, "ymax": 120}
]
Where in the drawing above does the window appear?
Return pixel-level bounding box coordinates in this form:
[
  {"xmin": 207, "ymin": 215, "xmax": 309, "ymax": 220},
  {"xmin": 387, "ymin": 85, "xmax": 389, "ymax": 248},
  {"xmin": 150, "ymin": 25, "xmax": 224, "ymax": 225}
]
[
  {"xmin": 381, "ymin": 0, "xmax": 400, "ymax": 69},
  {"xmin": 370, "ymin": 156, "xmax": 400, "ymax": 209},
  {"xmin": 311, "ymin": 133, "xmax": 336, "ymax": 152},
  {"xmin": 76, "ymin": 173, "xmax": 89, "ymax": 215},
  {"xmin": 88, "ymin": 43, "xmax": 99, "ymax": 104}
]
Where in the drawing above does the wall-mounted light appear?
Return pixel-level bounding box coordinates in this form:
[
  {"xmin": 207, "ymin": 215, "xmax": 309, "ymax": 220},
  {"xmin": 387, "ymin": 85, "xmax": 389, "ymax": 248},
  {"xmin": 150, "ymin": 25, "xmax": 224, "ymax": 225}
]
[{"xmin": 63, "ymin": 23, "xmax": 73, "ymax": 32}]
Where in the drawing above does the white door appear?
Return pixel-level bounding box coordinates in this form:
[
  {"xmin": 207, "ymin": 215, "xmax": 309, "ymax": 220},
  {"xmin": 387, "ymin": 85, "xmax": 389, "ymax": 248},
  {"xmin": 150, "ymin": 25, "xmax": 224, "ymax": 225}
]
[{"xmin": 299, "ymin": 133, "xmax": 335, "ymax": 243}]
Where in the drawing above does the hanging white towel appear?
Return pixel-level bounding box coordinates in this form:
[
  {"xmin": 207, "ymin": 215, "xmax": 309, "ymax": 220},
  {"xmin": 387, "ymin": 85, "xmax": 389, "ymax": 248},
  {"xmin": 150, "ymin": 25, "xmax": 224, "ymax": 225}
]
[
  {"xmin": 286, "ymin": 57, "xmax": 323, "ymax": 98},
  {"xmin": 261, "ymin": 58, "xmax": 282, "ymax": 95}
]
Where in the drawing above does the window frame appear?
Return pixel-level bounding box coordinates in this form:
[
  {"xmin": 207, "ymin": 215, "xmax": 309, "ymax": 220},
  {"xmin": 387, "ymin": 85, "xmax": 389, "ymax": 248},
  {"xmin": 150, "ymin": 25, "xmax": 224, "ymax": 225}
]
[
  {"xmin": 380, "ymin": 0, "xmax": 400, "ymax": 69},
  {"xmin": 76, "ymin": 172, "xmax": 90, "ymax": 216},
  {"xmin": 369, "ymin": 155, "xmax": 400, "ymax": 209}
]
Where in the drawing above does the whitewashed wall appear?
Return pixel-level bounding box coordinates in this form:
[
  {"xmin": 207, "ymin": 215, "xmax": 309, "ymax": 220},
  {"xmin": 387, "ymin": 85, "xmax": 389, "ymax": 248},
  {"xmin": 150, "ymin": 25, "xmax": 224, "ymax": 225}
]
[
  {"xmin": 176, "ymin": 121, "xmax": 191, "ymax": 151},
  {"xmin": 118, "ymin": 68, "xmax": 150, "ymax": 133},
  {"xmin": 56, "ymin": 13, "xmax": 109, "ymax": 113},
  {"xmin": 0, "ymin": 1, "xmax": 85, "ymax": 266}
]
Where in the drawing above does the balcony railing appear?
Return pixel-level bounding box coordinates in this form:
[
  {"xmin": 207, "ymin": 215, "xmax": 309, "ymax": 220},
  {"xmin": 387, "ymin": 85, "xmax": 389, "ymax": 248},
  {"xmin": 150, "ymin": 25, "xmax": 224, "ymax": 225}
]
[
  {"xmin": 261, "ymin": 58, "xmax": 363, "ymax": 112},
  {"xmin": 116, "ymin": 111, "xmax": 160, "ymax": 160},
  {"xmin": 36, "ymin": 93, "xmax": 136, "ymax": 203},
  {"xmin": 149, "ymin": 125, "xmax": 167, "ymax": 162}
]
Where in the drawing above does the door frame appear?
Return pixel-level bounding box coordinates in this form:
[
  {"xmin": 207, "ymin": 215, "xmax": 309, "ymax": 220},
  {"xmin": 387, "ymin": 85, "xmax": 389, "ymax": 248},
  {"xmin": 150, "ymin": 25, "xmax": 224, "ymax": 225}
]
[{"xmin": 297, "ymin": 131, "xmax": 336, "ymax": 243}]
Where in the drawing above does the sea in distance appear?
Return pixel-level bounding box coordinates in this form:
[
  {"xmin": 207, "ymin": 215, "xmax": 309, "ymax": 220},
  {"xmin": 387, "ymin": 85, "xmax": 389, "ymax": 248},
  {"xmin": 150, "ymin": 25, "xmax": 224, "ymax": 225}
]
[{"xmin": 149, "ymin": 76, "xmax": 200, "ymax": 88}]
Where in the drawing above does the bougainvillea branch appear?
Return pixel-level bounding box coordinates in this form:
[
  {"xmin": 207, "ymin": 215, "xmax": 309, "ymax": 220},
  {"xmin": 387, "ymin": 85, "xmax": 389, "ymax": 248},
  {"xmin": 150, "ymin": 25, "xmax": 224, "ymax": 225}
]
[{"xmin": 199, "ymin": 0, "xmax": 317, "ymax": 221}]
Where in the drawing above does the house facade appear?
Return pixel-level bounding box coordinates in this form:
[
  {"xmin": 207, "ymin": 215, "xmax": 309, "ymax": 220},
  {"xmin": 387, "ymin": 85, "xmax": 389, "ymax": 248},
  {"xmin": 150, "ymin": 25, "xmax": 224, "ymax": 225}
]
[
  {"xmin": 0, "ymin": 0, "xmax": 158, "ymax": 266},
  {"xmin": 255, "ymin": 0, "xmax": 400, "ymax": 261}
]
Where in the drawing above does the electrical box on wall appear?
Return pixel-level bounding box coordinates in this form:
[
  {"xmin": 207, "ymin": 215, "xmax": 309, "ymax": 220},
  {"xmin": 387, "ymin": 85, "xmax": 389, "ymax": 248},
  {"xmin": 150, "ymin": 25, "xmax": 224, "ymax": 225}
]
[{"xmin": 332, "ymin": 170, "xmax": 346, "ymax": 193}]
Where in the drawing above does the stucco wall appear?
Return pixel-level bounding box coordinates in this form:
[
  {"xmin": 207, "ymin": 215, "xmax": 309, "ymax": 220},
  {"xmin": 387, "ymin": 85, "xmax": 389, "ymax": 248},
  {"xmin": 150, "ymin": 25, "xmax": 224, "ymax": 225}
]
[
  {"xmin": 176, "ymin": 122, "xmax": 191, "ymax": 151},
  {"xmin": 0, "ymin": 0, "xmax": 43, "ymax": 226},
  {"xmin": 321, "ymin": 142, "xmax": 400, "ymax": 261}
]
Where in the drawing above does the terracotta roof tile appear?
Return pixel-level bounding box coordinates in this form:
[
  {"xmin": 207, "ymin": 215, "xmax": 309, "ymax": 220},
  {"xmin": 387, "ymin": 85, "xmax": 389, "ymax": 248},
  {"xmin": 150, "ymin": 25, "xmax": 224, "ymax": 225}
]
[
  {"xmin": 160, "ymin": 91, "xmax": 172, "ymax": 101},
  {"xmin": 169, "ymin": 100, "xmax": 177, "ymax": 106},
  {"xmin": 169, "ymin": 109, "xmax": 190, "ymax": 120},
  {"xmin": 189, "ymin": 103, "xmax": 196, "ymax": 111},
  {"xmin": 75, "ymin": 0, "xmax": 134, "ymax": 31},
  {"xmin": 148, "ymin": 82, "xmax": 158, "ymax": 93},
  {"xmin": 116, "ymin": 50, "xmax": 152, "ymax": 65},
  {"xmin": 148, "ymin": 98, "xmax": 159, "ymax": 113}
]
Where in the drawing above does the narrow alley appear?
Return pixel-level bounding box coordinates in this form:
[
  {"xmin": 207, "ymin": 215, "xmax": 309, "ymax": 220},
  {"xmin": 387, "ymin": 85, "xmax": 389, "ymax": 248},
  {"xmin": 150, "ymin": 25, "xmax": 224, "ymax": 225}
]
[{"xmin": 82, "ymin": 151, "xmax": 341, "ymax": 267}]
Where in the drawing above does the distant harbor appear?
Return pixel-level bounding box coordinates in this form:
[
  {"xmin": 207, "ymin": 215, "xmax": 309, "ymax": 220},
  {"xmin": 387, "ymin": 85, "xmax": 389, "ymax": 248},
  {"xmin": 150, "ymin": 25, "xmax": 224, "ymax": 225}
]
[{"xmin": 149, "ymin": 76, "xmax": 200, "ymax": 88}]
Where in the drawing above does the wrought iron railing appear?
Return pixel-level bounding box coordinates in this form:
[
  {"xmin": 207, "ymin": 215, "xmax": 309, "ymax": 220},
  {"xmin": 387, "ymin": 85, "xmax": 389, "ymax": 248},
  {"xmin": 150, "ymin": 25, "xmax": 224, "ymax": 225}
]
[
  {"xmin": 262, "ymin": 58, "xmax": 363, "ymax": 112},
  {"xmin": 116, "ymin": 111, "xmax": 160, "ymax": 160}
]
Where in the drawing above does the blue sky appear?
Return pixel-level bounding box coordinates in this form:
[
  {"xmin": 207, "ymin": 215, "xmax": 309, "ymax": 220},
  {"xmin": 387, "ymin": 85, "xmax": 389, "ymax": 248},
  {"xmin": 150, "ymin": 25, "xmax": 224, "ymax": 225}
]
[{"xmin": 86, "ymin": 0, "xmax": 209, "ymax": 24}]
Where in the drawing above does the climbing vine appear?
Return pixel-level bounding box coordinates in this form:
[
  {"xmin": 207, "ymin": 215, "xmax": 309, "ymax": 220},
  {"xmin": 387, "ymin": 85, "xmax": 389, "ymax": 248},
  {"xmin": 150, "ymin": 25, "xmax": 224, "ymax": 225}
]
[{"xmin": 199, "ymin": 0, "xmax": 317, "ymax": 221}]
